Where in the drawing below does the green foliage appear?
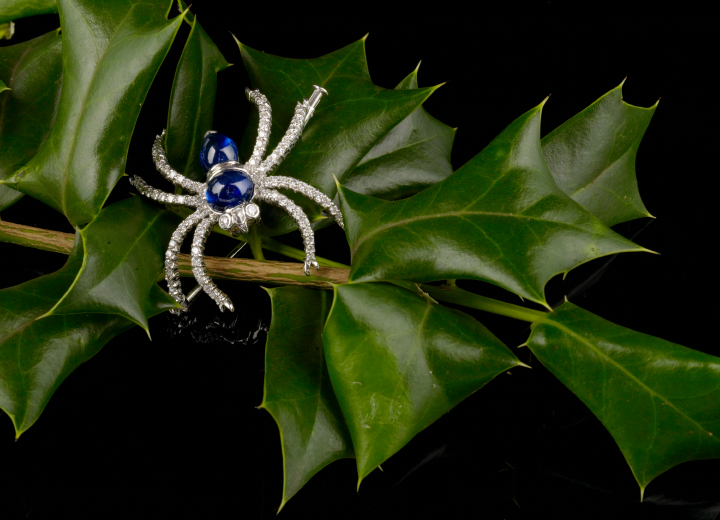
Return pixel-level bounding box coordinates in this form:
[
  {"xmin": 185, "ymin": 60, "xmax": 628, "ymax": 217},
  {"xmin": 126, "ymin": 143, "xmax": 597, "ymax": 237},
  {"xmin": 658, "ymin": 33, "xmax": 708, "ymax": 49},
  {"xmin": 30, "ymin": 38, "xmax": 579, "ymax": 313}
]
[
  {"xmin": 526, "ymin": 302, "xmax": 720, "ymax": 496},
  {"xmin": 1, "ymin": 0, "xmax": 185, "ymax": 227},
  {"xmin": 0, "ymin": 29, "xmax": 62, "ymax": 210},
  {"xmin": 0, "ymin": 0, "xmax": 717, "ymax": 511},
  {"xmin": 338, "ymin": 101, "xmax": 648, "ymax": 309},
  {"xmin": 324, "ymin": 282, "xmax": 524, "ymax": 485},
  {"xmin": 342, "ymin": 65, "xmax": 455, "ymax": 200},
  {"xmin": 165, "ymin": 10, "xmax": 230, "ymax": 182},
  {"xmin": 541, "ymin": 80, "xmax": 656, "ymax": 226},
  {"xmin": 0, "ymin": 196, "xmax": 177, "ymax": 436},
  {"xmin": 261, "ymin": 287, "xmax": 354, "ymax": 509},
  {"xmin": 0, "ymin": 0, "xmax": 56, "ymax": 25},
  {"xmin": 0, "ymin": 235, "xmax": 133, "ymax": 437},
  {"xmin": 47, "ymin": 196, "xmax": 181, "ymax": 331},
  {"xmin": 237, "ymin": 37, "xmax": 440, "ymax": 236}
]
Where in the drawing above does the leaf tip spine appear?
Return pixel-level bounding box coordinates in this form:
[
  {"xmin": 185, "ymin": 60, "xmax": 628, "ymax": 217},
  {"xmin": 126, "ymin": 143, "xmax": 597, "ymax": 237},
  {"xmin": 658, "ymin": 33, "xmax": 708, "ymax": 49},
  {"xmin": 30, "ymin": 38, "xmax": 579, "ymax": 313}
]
[
  {"xmin": 516, "ymin": 361, "xmax": 532, "ymax": 369},
  {"xmin": 360, "ymin": 32, "xmax": 369, "ymax": 42}
]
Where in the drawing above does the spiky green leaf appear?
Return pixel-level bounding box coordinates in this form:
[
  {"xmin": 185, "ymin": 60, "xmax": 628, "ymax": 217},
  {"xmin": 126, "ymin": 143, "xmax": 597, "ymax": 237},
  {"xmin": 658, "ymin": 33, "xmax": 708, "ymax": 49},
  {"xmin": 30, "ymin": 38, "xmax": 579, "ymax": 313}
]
[
  {"xmin": 342, "ymin": 65, "xmax": 455, "ymax": 200},
  {"xmin": 1, "ymin": 0, "xmax": 185, "ymax": 226},
  {"xmin": 324, "ymin": 282, "xmax": 523, "ymax": 485},
  {"xmin": 0, "ymin": 29, "xmax": 62, "ymax": 210},
  {"xmin": 0, "ymin": 235, "xmax": 133, "ymax": 437},
  {"xmin": 526, "ymin": 302, "xmax": 720, "ymax": 494},
  {"xmin": 542, "ymin": 81, "xmax": 656, "ymax": 226},
  {"xmin": 262, "ymin": 286, "xmax": 354, "ymax": 510},
  {"xmin": 340, "ymin": 100, "xmax": 648, "ymax": 308},
  {"xmin": 235, "ymin": 37, "xmax": 439, "ymax": 236},
  {"xmin": 165, "ymin": 11, "xmax": 229, "ymax": 182},
  {"xmin": 47, "ymin": 196, "xmax": 180, "ymax": 331}
]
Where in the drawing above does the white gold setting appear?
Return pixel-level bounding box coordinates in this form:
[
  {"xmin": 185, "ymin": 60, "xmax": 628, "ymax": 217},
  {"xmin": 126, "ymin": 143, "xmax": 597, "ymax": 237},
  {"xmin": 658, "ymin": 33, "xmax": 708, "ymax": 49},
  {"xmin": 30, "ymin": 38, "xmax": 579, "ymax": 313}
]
[{"xmin": 130, "ymin": 85, "xmax": 343, "ymax": 313}]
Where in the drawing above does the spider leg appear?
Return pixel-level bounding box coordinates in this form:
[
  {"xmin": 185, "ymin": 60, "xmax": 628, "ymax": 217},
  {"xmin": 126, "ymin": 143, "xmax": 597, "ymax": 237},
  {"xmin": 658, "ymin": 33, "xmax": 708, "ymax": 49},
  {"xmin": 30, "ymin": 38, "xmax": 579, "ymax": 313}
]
[
  {"xmin": 130, "ymin": 176, "xmax": 202, "ymax": 207},
  {"xmin": 261, "ymin": 176, "xmax": 344, "ymax": 229},
  {"xmin": 255, "ymin": 102, "xmax": 309, "ymax": 178},
  {"xmin": 151, "ymin": 130, "xmax": 206, "ymax": 194},
  {"xmin": 255, "ymin": 189, "xmax": 319, "ymax": 275},
  {"xmin": 244, "ymin": 89, "xmax": 272, "ymax": 173},
  {"xmin": 191, "ymin": 213, "xmax": 235, "ymax": 312},
  {"xmin": 165, "ymin": 209, "xmax": 208, "ymax": 313}
]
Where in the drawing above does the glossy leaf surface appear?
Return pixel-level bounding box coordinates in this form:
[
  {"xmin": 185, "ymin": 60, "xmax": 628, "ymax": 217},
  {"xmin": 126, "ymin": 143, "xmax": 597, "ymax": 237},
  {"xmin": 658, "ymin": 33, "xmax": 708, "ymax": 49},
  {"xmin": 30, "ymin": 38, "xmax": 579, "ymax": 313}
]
[
  {"xmin": 236, "ymin": 37, "xmax": 439, "ymax": 235},
  {"xmin": 261, "ymin": 287, "xmax": 354, "ymax": 509},
  {"xmin": 0, "ymin": 235, "xmax": 132, "ymax": 436},
  {"xmin": 0, "ymin": 29, "xmax": 62, "ymax": 210},
  {"xmin": 324, "ymin": 283, "xmax": 523, "ymax": 483},
  {"xmin": 526, "ymin": 302, "xmax": 720, "ymax": 493},
  {"xmin": 342, "ymin": 65, "xmax": 455, "ymax": 200},
  {"xmin": 542, "ymin": 81, "xmax": 656, "ymax": 226},
  {"xmin": 0, "ymin": 0, "xmax": 57, "ymax": 25},
  {"xmin": 1, "ymin": 0, "xmax": 184, "ymax": 226},
  {"xmin": 165, "ymin": 11, "xmax": 229, "ymax": 182},
  {"xmin": 341, "ymin": 101, "xmax": 647, "ymax": 308},
  {"xmin": 48, "ymin": 196, "xmax": 180, "ymax": 331}
]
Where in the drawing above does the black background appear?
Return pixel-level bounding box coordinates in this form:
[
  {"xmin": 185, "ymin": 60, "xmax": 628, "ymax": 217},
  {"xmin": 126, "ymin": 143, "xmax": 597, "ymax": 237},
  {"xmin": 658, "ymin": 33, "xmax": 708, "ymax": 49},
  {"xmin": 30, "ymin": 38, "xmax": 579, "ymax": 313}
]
[{"xmin": 1, "ymin": 1, "xmax": 717, "ymax": 519}]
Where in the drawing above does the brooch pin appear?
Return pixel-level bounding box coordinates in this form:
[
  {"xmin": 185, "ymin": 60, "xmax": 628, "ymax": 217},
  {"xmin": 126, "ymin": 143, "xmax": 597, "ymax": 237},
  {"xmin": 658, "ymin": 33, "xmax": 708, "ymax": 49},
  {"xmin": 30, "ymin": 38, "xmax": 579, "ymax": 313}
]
[{"xmin": 130, "ymin": 86, "xmax": 343, "ymax": 313}]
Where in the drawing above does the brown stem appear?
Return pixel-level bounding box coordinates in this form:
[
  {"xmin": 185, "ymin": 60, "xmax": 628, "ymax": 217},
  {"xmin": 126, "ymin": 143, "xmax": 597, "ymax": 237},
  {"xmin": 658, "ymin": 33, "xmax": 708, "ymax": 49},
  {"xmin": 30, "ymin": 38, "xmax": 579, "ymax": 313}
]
[{"xmin": 0, "ymin": 220, "xmax": 349, "ymax": 289}]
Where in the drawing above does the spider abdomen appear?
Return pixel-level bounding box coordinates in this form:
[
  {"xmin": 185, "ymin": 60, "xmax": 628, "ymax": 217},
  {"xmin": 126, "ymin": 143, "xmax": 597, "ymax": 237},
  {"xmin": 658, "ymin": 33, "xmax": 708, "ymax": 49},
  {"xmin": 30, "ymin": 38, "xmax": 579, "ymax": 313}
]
[{"xmin": 205, "ymin": 169, "xmax": 255, "ymax": 212}]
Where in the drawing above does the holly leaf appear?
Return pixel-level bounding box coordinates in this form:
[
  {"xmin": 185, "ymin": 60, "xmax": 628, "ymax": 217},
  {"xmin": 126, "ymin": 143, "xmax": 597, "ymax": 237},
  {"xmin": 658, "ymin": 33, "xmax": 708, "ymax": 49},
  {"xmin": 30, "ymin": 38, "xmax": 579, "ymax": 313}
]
[
  {"xmin": 235, "ymin": 37, "xmax": 440, "ymax": 236},
  {"xmin": 0, "ymin": 29, "xmax": 62, "ymax": 211},
  {"xmin": 0, "ymin": 0, "xmax": 57, "ymax": 25},
  {"xmin": 323, "ymin": 282, "xmax": 524, "ymax": 485},
  {"xmin": 340, "ymin": 100, "xmax": 649, "ymax": 309},
  {"xmin": 47, "ymin": 196, "xmax": 180, "ymax": 332},
  {"xmin": 1, "ymin": 0, "xmax": 185, "ymax": 227},
  {"xmin": 542, "ymin": 80, "xmax": 657, "ymax": 226},
  {"xmin": 342, "ymin": 64, "xmax": 455, "ymax": 201},
  {"xmin": 261, "ymin": 286, "xmax": 354, "ymax": 510},
  {"xmin": 526, "ymin": 302, "xmax": 720, "ymax": 496},
  {"xmin": 0, "ymin": 235, "xmax": 133, "ymax": 437},
  {"xmin": 0, "ymin": 79, "xmax": 7, "ymax": 91},
  {"xmin": 165, "ymin": 9, "xmax": 229, "ymax": 182}
]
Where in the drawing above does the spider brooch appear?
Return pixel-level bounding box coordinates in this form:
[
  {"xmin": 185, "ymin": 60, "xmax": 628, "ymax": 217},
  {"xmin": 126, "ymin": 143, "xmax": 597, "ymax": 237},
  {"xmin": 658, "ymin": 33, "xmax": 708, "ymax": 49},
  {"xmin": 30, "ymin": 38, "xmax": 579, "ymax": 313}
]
[{"xmin": 130, "ymin": 85, "xmax": 343, "ymax": 313}]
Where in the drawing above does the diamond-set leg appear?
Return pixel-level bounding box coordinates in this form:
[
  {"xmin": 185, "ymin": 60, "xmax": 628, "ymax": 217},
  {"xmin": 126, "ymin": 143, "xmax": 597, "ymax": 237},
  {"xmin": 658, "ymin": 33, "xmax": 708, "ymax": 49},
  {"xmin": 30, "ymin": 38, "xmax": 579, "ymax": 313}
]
[
  {"xmin": 256, "ymin": 188, "xmax": 319, "ymax": 275},
  {"xmin": 152, "ymin": 131, "xmax": 206, "ymax": 194},
  {"xmin": 130, "ymin": 176, "xmax": 201, "ymax": 207},
  {"xmin": 166, "ymin": 209, "xmax": 207, "ymax": 313},
  {"xmin": 254, "ymin": 102, "xmax": 309, "ymax": 178},
  {"xmin": 244, "ymin": 89, "xmax": 272, "ymax": 174},
  {"xmin": 191, "ymin": 213, "xmax": 234, "ymax": 312},
  {"xmin": 261, "ymin": 176, "xmax": 344, "ymax": 229}
]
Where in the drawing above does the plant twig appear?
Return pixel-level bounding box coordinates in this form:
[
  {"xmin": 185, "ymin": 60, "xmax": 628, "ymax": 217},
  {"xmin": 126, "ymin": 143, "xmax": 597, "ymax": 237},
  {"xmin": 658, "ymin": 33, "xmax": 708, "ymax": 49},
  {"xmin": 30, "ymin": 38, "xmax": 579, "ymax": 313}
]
[
  {"xmin": 0, "ymin": 220, "xmax": 547, "ymax": 320},
  {"xmin": 0, "ymin": 220, "xmax": 347, "ymax": 289}
]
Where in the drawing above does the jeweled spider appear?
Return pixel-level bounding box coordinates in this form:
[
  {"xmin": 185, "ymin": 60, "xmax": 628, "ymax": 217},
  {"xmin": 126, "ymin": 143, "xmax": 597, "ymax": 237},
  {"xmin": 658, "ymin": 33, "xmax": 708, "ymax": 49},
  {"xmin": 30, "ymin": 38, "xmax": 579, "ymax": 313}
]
[{"xmin": 130, "ymin": 86, "xmax": 343, "ymax": 313}]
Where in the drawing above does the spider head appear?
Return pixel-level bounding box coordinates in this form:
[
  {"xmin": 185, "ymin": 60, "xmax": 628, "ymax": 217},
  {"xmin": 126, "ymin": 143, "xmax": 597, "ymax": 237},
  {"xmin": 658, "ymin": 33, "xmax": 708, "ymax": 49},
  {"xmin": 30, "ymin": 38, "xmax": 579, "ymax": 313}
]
[{"xmin": 218, "ymin": 202, "xmax": 261, "ymax": 236}]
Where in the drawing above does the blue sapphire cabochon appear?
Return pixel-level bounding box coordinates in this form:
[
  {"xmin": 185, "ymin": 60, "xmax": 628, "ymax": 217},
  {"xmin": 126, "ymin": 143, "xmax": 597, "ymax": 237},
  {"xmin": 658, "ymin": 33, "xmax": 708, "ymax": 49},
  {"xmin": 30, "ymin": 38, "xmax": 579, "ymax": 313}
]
[
  {"xmin": 206, "ymin": 169, "xmax": 255, "ymax": 212},
  {"xmin": 199, "ymin": 132, "xmax": 239, "ymax": 172}
]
